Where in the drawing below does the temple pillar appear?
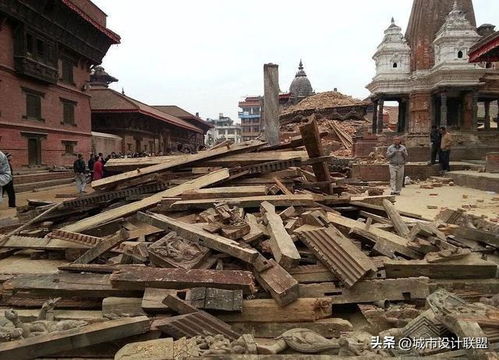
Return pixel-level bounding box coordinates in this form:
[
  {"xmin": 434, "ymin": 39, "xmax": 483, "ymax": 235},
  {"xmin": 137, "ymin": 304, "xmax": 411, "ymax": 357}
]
[
  {"xmin": 397, "ymin": 100, "xmax": 404, "ymax": 133},
  {"xmin": 440, "ymin": 92, "xmax": 448, "ymax": 127},
  {"xmin": 472, "ymin": 90, "xmax": 478, "ymax": 130},
  {"xmin": 408, "ymin": 92, "xmax": 432, "ymax": 134},
  {"xmin": 377, "ymin": 99, "xmax": 384, "ymax": 134},
  {"xmin": 484, "ymin": 100, "xmax": 491, "ymax": 130},
  {"xmin": 372, "ymin": 100, "xmax": 378, "ymax": 134},
  {"xmin": 263, "ymin": 63, "xmax": 280, "ymax": 146}
]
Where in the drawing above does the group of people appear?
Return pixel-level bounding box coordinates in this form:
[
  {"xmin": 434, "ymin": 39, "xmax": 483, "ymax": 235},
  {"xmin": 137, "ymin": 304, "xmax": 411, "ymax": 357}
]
[
  {"xmin": 73, "ymin": 152, "xmax": 112, "ymax": 194},
  {"xmin": 386, "ymin": 126, "xmax": 453, "ymax": 196},
  {"xmin": 0, "ymin": 151, "xmax": 15, "ymax": 208}
]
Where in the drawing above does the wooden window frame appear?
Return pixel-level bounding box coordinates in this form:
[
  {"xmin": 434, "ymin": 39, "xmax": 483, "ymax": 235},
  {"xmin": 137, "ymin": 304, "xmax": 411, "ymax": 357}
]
[
  {"xmin": 22, "ymin": 87, "xmax": 44, "ymax": 121},
  {"xmin": 60, "ymin": 98, "xmax": 77, "ymax": 126},
  {"xmin": 62, "ymin": 140, "xmax": 77, "ymax": 156}
]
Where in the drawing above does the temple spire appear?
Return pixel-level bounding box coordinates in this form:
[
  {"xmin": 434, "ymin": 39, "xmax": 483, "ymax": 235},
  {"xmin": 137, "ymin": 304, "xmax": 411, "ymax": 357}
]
[{"xmin": 298, "ymin": 59, "xmax": 303, "ymax": 71}]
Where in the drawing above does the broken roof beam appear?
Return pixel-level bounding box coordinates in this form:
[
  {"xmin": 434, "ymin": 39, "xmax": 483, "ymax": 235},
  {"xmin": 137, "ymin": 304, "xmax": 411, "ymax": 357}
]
[
  {"xmin": 299, "ymin": 120, "xmax": 333, "ymax": 194},
  {"xmin": 327, "ymin": 213, "xmax": 421, "ymax": 259},
  {"xmin": 92, "ymin": 142, "xmax": 263, "ymax": 191},
  {"xmin": 261, "ymin": 201, "xmax": 300, "ymax": 270},
  {"xmin": 62, "ymin": 168, "xmax": 230, "ymax": 233},
  {"xmin": 382, "ymin": 199, "xmax": 410, "ymax": 237},
  {"xmin": 295, "ymin": 224, "xmax": 376, "ymax": 287},
  {"xmin": 181, "ymin": 185, "xmax": 268, "ymax": 200},
  {"xmin": 109, "ymin": 267, "xmax": 256, "ymax": 294},
  {"xmin": 253, "ymin": 258, "xmax": 299, "ymax": 306}
]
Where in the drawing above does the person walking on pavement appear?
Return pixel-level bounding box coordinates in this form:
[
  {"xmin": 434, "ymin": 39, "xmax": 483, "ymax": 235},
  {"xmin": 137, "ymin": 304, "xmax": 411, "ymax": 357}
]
[
  {"xmin": 0, "ymin": 151, "xmax": 12, "ymax": 205},
  {"xmin": 73, "ymin": 154, "xmax": 87, "ymax": 194},
  {"xmin": 386, "ymin": 137, "xmax": 408, "ymax": 195},
  {"xmin": 3, "ymin": 153, "xmax": 16, "ymax": 208},
  {"xmin": 439, "ymin": 127, "xmax": 452, "ymax": 174},
  {"xmin": 429, "ymin": 125, "xmax": 441, "ymax": 165},
  {"xmin": 92, "ymin": 156, "xmax": 104, "ymax": 181}
]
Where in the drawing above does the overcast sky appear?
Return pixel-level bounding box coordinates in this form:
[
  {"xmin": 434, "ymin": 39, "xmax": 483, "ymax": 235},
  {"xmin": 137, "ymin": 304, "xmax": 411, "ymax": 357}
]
[{"xmin": 92, "ymin": 0, "xmax": 499, "ymax": 122}]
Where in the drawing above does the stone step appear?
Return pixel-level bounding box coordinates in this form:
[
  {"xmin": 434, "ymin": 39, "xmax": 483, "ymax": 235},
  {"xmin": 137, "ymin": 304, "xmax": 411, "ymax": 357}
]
[{"xmin": 14, "ymin": 177, "xmax": 74, "ymax": 193}]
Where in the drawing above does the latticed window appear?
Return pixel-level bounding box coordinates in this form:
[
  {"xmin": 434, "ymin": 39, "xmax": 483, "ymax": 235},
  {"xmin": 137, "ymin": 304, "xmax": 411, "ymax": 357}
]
[
  {"xmin": 61, "ymin": 99, "xmax": 76, "ymax": 125},
  {"xmin": 26, "ymin": 93, "xmax": 42, "ymax": 120}
]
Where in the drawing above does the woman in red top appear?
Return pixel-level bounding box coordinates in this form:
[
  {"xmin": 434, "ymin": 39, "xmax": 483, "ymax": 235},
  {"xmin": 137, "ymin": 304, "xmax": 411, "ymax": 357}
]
[{"xmin": 92, "ymin": 157, "xmax": 104, "ymax": 180}]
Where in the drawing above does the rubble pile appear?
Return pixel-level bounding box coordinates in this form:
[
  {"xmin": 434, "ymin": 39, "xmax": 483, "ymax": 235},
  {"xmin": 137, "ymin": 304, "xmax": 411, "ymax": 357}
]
[
  {"xmin": 281, "ymin": 91, "xmax": 368, "ymax": 115},
  {"xmin": 0, "ymin": 120, "xmax": 497, "ymax": 359}
]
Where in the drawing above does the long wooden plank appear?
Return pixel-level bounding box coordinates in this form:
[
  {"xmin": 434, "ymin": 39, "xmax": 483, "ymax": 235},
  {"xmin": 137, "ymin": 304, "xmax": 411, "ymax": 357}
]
[
  {"xmin": 92, "ymin": 142, "xmax": 262, "ymax": 190},
  {"xmin": 2, "ymin": 273, "xmax": 140, "ymax": 298},
  {"xmin": 383, "ymin": 256, "xmax": 498, "ymax": 279},
  {"xmin": 218, "ymin": 298, "xmax": 333, "ymax": 323},
  {"xmin": 110, "ymin": 267, "xmax": 256, "ymax": 294},
  {"xmin": 62, "ymin": 169, "xmax": 230, "ymax": 233},
  {"xmin": 181, "ymin": 186, "xmax": 267, "ymax": 200},
  {"xmin": 261, "ymin": 201, "xmax": 300, "ymax": 270},
  {"xmin": 137, "ymin": 212, "xmax": 259, "ymax": 263},
  {"xmin": 0, "ymin": 316, "xmax": 150, "ymax": 360},
  {"xmin": 0, "ymin": 235, "xmax": 88, "ymax": 250},
  {"xmin": 162, "ymin": 194, "xmax": 346, "ymax": 211},
  {"xmin": 105, "ymin": 151, "xmax": 309, "ymax": 171}
]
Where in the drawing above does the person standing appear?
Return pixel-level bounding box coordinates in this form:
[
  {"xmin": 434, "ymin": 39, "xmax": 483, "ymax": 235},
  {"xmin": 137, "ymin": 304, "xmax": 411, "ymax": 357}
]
[
  {"xmin": 0, "ymin": 151, "xmax": 12, "ymax": 204},
  {"xmin": 73, "ymin": 154, "xmax": 87, "ymax": 194},
  {"xmin": 88, "ymin": 154, "xmax": 95, "ymax": 181},
  {"xmin": 92, "ymin": 156, "xmax": 104, "ymax": 181},
  {"xmin": 386, "ymin": 137, "xmax": 408, "ymax": 195},
  {"xmin": 439, "ymin": 127, "xmax": 452, "ymax": 173},
  {"xmin": 429, "ymin": 125, "xmax": 441, "ymax": 165},
  {"xmin": 3, "ymin": 153, "xmax": 16, "ymax": 208}
]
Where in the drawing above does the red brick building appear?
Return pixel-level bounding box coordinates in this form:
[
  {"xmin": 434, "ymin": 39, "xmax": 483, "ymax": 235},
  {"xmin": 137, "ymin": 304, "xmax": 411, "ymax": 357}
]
[{"xmin": 0, "ymin": 0, "xmax": 119, "ymax": 168}]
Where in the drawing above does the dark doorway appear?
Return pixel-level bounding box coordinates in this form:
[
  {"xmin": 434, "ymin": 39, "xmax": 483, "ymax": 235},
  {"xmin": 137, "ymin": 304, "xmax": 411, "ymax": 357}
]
[
  {"xmin": 135, "ymin": 138, "xmax": 141, "ymax": 152},
  {"xmin": 27, "ymin": 137, "xmax": 41, "ymax": 166}
]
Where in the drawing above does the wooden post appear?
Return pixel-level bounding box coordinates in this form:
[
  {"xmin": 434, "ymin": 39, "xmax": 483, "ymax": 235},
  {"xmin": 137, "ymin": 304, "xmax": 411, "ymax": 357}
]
[
  {"xmin": 263, "ymin": 63, "xmax": 280, "ymax": 146},
  {"xmin": 472, "ymin": 90, "xmax": 478, "ymax": 130},
  {"xmin": 484, "ymin": 100, "xmax": 491, "ymax": 130},
  {"xmin": 440, "ymin": 92, "xmax": 448, "ymax": 127},
  {"xmin": 377, "ymin": 98, "xmax": 384, "ymax": 134},
  {"xmin": 372, "ymin": 100, "xmax": 378, "ymax": 134}
]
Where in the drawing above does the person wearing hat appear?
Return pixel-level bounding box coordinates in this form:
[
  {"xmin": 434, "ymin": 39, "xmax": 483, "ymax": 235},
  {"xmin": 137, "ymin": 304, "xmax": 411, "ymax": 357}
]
[
  {"xmin": 3, "ymin": 153, "xmax": 15, "ymax": 208},
  {"xmin": 0, "ymin": 151, "xmax": 12, "ymax": 205}
]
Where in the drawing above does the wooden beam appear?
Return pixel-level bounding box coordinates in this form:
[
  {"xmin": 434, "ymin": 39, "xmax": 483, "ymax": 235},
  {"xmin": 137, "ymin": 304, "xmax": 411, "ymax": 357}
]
[
  {"xmin": 0, "ymin": 316, "xmax": 150, "ymax": 360},
  {"xmin": 299, "ymin": 120, "xmax": 333, "ymax": 194},
  {"xmin": 253, "ymin": 259, "xmax": 299, "ymax": 306},
  {"xmin": 161, "ymin": 194, "xmax": 348, "ymax": 211},
  {"xmin": 137, "ymin": 212, "xmax": 259, "ymax": 264},
  {"xmin": 110, "ymin": 267, "xmax": 256, "ymax": 294},
  {"xmin": 0, "ymin": 235, "xmax": 89, "ymax": 250},
  {"xmin": 383, "ymin": 256, "xmax": 498, "ymax": 279},
  {"xmin": 327, "ymin": 213, "xmax": 420, "ymax": 259},
  {"xmin": 382, "ymin": 199, "xmax": 410, "ymax": 237},
  {"xmin": 105, "ymin": 151, "xmax": 309, "ymax": 171},
  {"xmin": 62, "ymin": 169, "xmax": 230, "ymax": 233},
  {"xmin": 181, "ymin": 186, "xmax": 268, "ymax": 200},
  {"xmin": 261, "ymin": 201, "xmax": 300, "ymax": 269},
  {"xmin": 72, "ymin": 229, "xmax": 129, "ymax": 264},
  {"xmin": 92, "ymin": 142, "xmax": 262, "ymax": 190},
  {"xmin": 218, "ymin": 298, "xmax": 333, "ymax": 323}
]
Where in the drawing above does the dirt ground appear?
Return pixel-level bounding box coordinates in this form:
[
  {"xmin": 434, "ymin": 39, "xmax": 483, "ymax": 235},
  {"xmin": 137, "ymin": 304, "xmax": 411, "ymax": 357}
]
[{"xmin": 388, "ymin": 183, "xmax": 499, "ymax": 220}]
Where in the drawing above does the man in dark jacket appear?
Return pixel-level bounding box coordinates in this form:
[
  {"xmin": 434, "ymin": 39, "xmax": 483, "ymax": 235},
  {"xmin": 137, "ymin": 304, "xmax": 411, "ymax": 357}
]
[
  {"xmin": 429, "ymin": 125, "xmax": 441, "ymax": 165},
  {"xmin": 3, "ymin": 153, "xmax": 16, "ymax": 207},
  {"xmin": 73, "ymin": 154, "xmax": 87, "ymax": 194}
]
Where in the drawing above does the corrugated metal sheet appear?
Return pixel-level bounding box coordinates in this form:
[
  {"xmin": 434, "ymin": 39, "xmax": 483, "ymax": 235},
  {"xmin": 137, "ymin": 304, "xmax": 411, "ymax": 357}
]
[{"xmin": 296, "ymin": 224, "xmax": 377, "ymax": 287}]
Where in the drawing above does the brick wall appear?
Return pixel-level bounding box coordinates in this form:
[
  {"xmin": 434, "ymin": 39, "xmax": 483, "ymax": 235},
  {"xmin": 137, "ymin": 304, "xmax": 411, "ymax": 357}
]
[{"xmin": 0, "ymin": 22, "xmax": 92, "ymax": 169}]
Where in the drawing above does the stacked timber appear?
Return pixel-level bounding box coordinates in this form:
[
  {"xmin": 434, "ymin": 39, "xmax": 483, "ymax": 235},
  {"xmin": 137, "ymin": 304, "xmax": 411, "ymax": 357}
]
[{"xmin": 0, "ymin": 120, "xmax": 498, "ymax": 359}]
